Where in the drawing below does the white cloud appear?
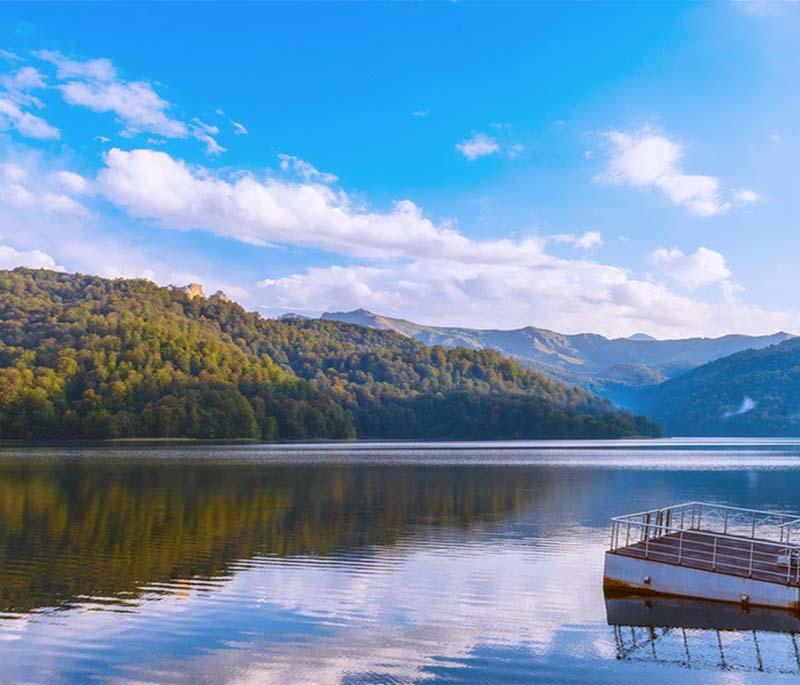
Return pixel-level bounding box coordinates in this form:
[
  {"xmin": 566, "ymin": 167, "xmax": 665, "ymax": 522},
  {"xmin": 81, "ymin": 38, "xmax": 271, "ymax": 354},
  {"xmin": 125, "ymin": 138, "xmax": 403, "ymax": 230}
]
[
  {"xmin": 255, "ymin": 256, "xmax": 796, "ymax": 338},
  {"xmin": 0, "ymin": 64, "xmax": 57, "ymax": 140},
  {"xmin": 41, "ymin": 193, "xmax": 88, "ymax": 215},
  {"xmin": 733, "ymin": 188, "xmax": 761, "ymax": 204},
  {"xmin": 550, "ymin": 230, "xmax": 603, "ymax": 249},
  {"xmin": 0, "ymin": 243, "xmax": 63, "ymax": 270},
  {"xmin": 54, "ymin": 170, "xmax": 90, "ymax": 194},
  {"xmin": 412, "ymin": 109, "xmax": 429, "ymax": 118},
  {"xmin": 58, "ymin": 79, "xmax": 188, "ymax": 138},
  {"xmin": 0, "ymin": 149, "xmax": 88, "ymax": 216},
  {"xmin": 649, "ymin": 246, "xmax": 732, "ymax": 289},
  {"xmin": 0, "ymin": 97, "xmax": 59, "ymax": 139},
  {"xmin": 33, "ymin": 49, "xmax": 116, "ymax": 81},
  {"xmin": 770, "ymin": 132, "xmax": 783, "ymax": 143},
  {"xmin": 189, "ymin": 118, "xmax": 225, "ymax": 155},
  {"xmin": 597, "ymin": 126, "xmax": 731, "ymax": 216},
  {"xmin": 215, "ymin": 108, "xmax": 248, "ymax": 135},
  {"xmin": 507, "ymin": 143, "xmax": 526, "ymax": 159},
  {"xmin": 278, "ymin": 153, "xmax": 338, "ymax": 184},
  {"xmin": 90, "ymin": 147, "xmax": 798, "ymax": 338},
  {"xmin": 34, "ymin": 50, "xmax": 223, "ymax": 154},
  {"xmin": 0, "ymin": 49, "xmax": 21, "ymax": 63},
  {"xmin": 96, "ymin": 148, "xmax": 547, "ymax": 263},
  {"xmin": 0, "ymin": 66, "xmax": 46, "ymax": 93},
  {"xmin": 94, "ymin": 135, "xmax": 111, "ymax": 144},
  {"xmin": 456, "ymin": 132, "xmax": 500, "ymax": 160}
]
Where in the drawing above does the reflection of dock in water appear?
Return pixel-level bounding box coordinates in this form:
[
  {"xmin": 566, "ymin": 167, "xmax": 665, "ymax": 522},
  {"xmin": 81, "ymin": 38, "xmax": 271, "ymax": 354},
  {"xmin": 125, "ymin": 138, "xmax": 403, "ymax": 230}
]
[{"xmin": 606, "ymin": 593, "xmax": 800, "ymax": 675}]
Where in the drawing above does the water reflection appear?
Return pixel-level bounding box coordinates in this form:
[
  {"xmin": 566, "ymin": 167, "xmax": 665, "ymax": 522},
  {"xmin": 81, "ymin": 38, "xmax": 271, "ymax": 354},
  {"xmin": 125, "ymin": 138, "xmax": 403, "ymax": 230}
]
[
  {"xmin": 4, "ymin": 443, "xmax": 800, "ymax": 683},
  {"xmin": 607, "ymin": 594, "xmax": 800, "ymax": 675},
  {"xmin": 0, "ymin": 457, "xmax": 549, "ymax": 614}
]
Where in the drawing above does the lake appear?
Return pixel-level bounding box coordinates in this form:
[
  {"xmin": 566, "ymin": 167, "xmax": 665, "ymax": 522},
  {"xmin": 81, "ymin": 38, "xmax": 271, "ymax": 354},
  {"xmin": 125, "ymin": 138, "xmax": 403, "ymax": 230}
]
[{"xmin": 3, "ymin": 439, "xmax": 800, "ymax": 684}]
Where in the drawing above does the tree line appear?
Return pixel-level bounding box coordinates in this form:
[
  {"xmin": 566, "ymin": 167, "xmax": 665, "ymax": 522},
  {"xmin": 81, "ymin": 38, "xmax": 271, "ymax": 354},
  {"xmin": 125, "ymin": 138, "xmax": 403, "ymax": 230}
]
[{"xmin": 0, "ymin": 269, "xmax": 660, "ymax": 440}]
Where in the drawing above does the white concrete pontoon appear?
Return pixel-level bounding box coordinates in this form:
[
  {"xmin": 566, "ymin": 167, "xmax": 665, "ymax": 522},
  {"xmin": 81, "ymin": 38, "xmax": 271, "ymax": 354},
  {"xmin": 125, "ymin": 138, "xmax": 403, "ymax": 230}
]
[{"xmin": 604, "ymin": 502, "xmax": 800, "ymax": 610}]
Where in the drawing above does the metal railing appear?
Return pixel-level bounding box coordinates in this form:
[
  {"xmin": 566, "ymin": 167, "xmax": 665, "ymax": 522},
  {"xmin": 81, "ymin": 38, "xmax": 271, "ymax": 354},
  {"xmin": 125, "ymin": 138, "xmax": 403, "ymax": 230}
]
[{"xmin": 609, "ymin": 502, "xmax": 800, "ymax": 585}]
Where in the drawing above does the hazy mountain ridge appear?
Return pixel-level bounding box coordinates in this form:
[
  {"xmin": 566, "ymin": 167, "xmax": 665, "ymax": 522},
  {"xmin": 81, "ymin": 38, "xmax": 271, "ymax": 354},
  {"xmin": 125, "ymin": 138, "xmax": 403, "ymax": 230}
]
[
  {"xmin": 637, "ymin": 338, "xmax": 800, "ymax": 436},
  {"xmin": 322, "ymin": 309, "xmax": 792, "ymax": 391}
]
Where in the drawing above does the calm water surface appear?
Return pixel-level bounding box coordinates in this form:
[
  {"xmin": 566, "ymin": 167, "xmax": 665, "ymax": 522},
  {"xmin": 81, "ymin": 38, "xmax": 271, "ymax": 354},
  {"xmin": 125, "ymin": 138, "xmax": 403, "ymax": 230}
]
[{"xmin": 3, "ymin": 439, "xmax": 800, "ymax": 684}]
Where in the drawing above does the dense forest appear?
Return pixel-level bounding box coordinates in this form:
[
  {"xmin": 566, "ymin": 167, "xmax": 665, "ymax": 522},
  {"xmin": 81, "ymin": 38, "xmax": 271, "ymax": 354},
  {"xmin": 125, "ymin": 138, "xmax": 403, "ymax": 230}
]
[
  {"xmin": 0, "ymin": 269, "xmax": 660, "ymax": 440},
  {"xmin": 638, "ymin": 338, "xmax": 800, "ymax": 436}
]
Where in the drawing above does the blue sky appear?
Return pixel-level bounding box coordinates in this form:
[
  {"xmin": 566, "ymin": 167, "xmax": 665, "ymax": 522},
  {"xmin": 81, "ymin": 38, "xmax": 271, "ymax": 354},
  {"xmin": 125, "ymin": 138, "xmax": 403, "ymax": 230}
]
[{"xmin": 0, "ymin": 1, "xmax": 798, "ymax": 338}]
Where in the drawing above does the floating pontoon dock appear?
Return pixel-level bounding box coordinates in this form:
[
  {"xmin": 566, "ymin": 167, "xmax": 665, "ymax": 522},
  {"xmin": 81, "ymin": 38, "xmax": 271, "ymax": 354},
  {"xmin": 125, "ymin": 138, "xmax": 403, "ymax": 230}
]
[{"xmin": 604, "ymin": 502, "xmax": 800, "ymax": 610}]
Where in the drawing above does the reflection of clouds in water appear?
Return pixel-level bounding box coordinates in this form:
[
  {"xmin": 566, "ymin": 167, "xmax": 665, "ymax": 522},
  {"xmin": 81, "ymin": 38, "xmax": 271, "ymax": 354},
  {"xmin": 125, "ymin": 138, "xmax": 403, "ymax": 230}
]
[
  {"xmin": 1, "ymin": 528, "xmax": 612, "ymax": 684},
  {"xmin": 114, "ymin": 531, "xmax": 611, "ymax": 684}
]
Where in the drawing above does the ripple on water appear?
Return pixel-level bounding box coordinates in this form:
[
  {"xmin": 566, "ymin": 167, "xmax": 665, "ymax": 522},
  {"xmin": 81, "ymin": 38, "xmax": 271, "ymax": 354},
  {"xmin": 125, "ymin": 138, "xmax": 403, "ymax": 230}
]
[{"xmin": 2, "ymin": 442, "xmax": 800, "ymax": 684}]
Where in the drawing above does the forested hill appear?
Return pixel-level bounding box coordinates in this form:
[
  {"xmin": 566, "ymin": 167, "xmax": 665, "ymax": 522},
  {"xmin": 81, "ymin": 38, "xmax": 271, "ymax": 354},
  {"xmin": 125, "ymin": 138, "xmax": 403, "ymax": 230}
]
[
  {"xmin": 638, "ymin": 338, "xmax": 800, "ymax": 436},
  {"xmin": 0, "ymin": 269, "xmax": 660, "ymax": 441}
]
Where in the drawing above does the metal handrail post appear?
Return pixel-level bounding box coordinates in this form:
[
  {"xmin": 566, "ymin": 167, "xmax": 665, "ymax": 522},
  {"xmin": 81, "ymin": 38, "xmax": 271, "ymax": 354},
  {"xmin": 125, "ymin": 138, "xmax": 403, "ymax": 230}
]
[
  {"xmin": 712, "ymin": 537, "xmax": 718, "ymax": 570},
  {"xmin": 749, "ymin": 541, "xmax": 755, "ymax": 577}
]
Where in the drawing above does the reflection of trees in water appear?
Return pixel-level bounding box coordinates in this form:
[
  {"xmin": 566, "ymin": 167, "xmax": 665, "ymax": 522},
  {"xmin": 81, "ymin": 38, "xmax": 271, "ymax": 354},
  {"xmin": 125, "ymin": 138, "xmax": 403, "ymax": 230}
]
[{"xmin": 0, "ymin": 459, "xmax": 551, "ymax": 614}]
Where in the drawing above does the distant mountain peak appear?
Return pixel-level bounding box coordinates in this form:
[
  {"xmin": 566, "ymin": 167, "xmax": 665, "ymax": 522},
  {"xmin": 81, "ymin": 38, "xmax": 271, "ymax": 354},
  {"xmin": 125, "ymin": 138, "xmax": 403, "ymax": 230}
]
[{"xmin": 320, "ymin": 308, "xmax": 793, "ymax": 392}]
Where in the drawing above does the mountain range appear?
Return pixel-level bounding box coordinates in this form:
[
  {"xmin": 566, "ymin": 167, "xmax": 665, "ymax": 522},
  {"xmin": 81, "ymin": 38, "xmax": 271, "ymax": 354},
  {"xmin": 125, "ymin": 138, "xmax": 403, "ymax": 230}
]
[{"xmin": 321, "ymin": 309, "xmax": 792, "ymax": 393}]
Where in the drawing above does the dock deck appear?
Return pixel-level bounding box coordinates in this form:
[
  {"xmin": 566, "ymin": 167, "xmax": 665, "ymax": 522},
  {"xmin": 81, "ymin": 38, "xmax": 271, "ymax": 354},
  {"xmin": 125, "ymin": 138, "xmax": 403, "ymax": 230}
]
[{"xmin": 604, "ymin": 502, "xmax": 800, "ymax": 609}]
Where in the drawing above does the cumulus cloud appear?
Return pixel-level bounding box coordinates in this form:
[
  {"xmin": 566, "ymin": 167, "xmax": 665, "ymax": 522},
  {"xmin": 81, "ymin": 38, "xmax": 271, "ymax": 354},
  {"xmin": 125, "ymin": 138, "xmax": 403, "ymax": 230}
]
[
  {"xmin": 597, "ymin": 126, "xmax": 731, "ymax": 216},
  {"xmin": 0, "ymin": 152, "xmax": 87, "ymax": 216},
  {"xmin": 255, "ymin": 255, "xmax": 796, "ymax": 338},
  {"xmin": 89, "ymin": 146, "xmax": 798, "ymax": 337},
  {"xmin": 412, "ymin": 109, "xmax": 429, "ymax": 118},
  {"xmin": 648, "ymin": 246, "xmax": 732, "ymax": 289},
  {"xmin": 456, "ymin": 132, "xmax": 500, "ymax": 160},
  {"xmin": 96, "ymin": 148, "xmax": 548, "ymax": 262},
  {"xmin": 0, "ymin": 243, "xmax": 63, "ymax": 270}
]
